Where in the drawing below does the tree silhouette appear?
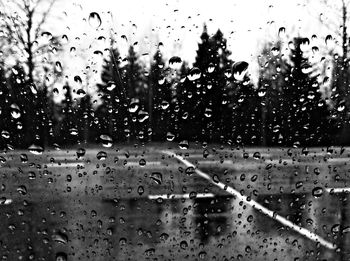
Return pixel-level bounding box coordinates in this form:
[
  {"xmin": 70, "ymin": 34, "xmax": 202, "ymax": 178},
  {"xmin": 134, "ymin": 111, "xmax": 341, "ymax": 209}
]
[
  {"xmin": 0, "ymin": 62, "xmax": 11, "ymax": 150},
  {"xmin": 124, "ymin": 45, "xmax": 147, "ymax": 141},
  {"xmin": 281, "ymin": 37, "xmax": 330, "ymax": 146},
  {"xmin": 193, "ymin": 25, "xmax": 233, "ymax": 142},
  {"xmin": 97, "ymin": 47, "xmax": 129, "ymax": 141},
  {"xmin": 0, "ymin": 0, "xmax": 60, "ymax": 84},
  {"xmin": 257, "ymin": 41, "xmax": 289, "ymax": 145},
  {"xmin": 7, "ymin": 64, "xmax": 36, "ymax": 147},
  {"xmin": 148, "ymin": 48, "xmax": 171, "ymax": 141}
]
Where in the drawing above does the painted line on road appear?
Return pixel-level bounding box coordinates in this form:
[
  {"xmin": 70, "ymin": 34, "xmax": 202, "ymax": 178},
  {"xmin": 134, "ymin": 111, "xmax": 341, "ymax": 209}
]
[
  {"xmin": 148, "ymin": 193, "xmax": 215, "ymax": 200},
  {"xmin": 326, "ymin": 188, "xmax": 350, "ymax": 193},
  {"xmin": 162, "ymin": 150, "xmax": 336, "ymax": 250},
  {"xmin": 124, "ymin": 161, "xmax": 162, "ymax": 166},
  {"xmin": 47, "ymin": 163, "xmax": 85, "ymax": 168}
]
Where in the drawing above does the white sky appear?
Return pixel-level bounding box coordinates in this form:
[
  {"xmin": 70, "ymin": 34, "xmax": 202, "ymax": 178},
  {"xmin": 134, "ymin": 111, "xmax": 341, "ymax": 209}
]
[{"xmin": 32, "ymin": 0, "xmax": 342, "ymax": 99}]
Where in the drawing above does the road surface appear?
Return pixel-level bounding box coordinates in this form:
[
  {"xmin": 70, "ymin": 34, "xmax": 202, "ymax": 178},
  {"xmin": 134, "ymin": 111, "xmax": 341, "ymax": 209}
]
[{"xmin": 0, "ymin": 144, "xmax": 349, "ymax": 260}]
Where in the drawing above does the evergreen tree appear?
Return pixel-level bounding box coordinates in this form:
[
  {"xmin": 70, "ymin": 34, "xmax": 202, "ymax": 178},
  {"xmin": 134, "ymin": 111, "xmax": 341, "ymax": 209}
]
[
  {"xmin": 193, "ymin": 25, "xmax": 233, "ymax": 142},
  {"xmin": 257, "ymin": 41, "xmax": 288, "ymax": 146},
  {"xmin": 8, "ymin": 64, "xmax": 36, "ymax": 147},
  {"xmin": 281, "ymin": 37, "xmax": 330, "ymax": 146},
  {"xmin": 124, "ymin": 45, "xmax": 147, "ymax": 141},
  {"xmin": 225, "ymin": 80, "xmax": 261, "ymax": 146},
  {"xmin": 97, "ymin": 47, "xmax": 129, "ymax": 141},
  {"xmin": 148, "ymin": 49, "xmax": 171, "ymax": 141},
  {"xmin": 59, "ymin": 82, "xmax": 78, "ymax": 144},
  {"xmin": 76, "ymin": 94, "xmax": 94, "ymax": 144},
  {"xmin": 330, "ymin": 54, "xmax": 349, "ymax": 144},
  {"xmin": 176, "ymin": 62, "xmax": 201, "ymax": 141}
]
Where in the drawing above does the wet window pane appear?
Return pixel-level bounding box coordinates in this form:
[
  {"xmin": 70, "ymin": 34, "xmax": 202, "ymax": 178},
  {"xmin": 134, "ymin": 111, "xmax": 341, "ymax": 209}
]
[{"xmin": 0, "ymin": 0, "xmax": 349, "ymax": 260}]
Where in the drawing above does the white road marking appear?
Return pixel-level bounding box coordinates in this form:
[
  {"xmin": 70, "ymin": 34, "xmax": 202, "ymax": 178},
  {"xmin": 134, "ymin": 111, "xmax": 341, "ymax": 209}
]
[
  {"xmin": 47, "ymin": 163, "xmax": 85, "ymax": 168},
  {"xmin": 127, "ymin": 161, "xmax": 161, "ymax": 165},
  {"xmin": 148, "ymin": 193, "xmax": 215, "ymax": 200},
  {"xmin": 326, "ymin": 188, "xmax": 350, "ymax": 193},
  {"xmin": 162, "ymin": 150, "xmax": 336, "ymax": 250}
]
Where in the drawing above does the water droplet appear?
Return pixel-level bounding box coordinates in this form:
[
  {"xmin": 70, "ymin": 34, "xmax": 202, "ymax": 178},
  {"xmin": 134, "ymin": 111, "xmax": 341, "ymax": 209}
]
[
  {"xmin": 139, "ymin": 158, "xmax": 146, "ymax": 166},
  {"xmin": 247, "ymin": 215, "xmax": 254, "ymax": 223},
  {"xmin": 107, "ymin": 81, "xmax": 117, "ymax": 91},
  {"xmin": 232, "ymin": 61, "xmax": 249, "ymax": 81},
  {"xmin": 41, "ymin": 31, "xmax": 52, "ymax": 40},
  {"xmin": 17, "ymin": 185, "xmax": 27, "ymax": 195},
  {"xmin": 28, "ymin": 172, "xmax": 36, "ymax": 180},
  {"xmin": 160, "ymin": 232, "xmax": 169, "ymax": 241},
  {"xmin": 20, "ymin": 154, "xmax": 28, "ymax": 163},
  {"xmin": 189, "ymin": 191, "xmax": 197, "ymax": 199},
  {"xmin": 207, "ymin": 63, "xmax": 215, "ymax": 73},
  {"xmin": 97, "ymin": 151, "xmax": 107, "ymax": 160},
  {"xmin": 265, "ymin": 163, "xmax": 272, "ymax": 170},
  {"xmin": 180, "ymin": 240, "xmax": 188, "ymax": 249},
  {"xmin": 295, "ymin": 181, "xmax": 303, "ymax": 189},
  {"xmin": 185, "ymin": 166, "xmax": 195, "ymax": 176},
  {"xmin": 100, "ymin": 134, "xmax": 113, "ymax": 148},
  {"xmin": 119, "ymin": 237, "xmax": 127, "ymax": 246},
  {"xmin": 224, "ymin": 69, "xmax": 232, "ymax": 78},
  {"xmin": 76, "ymin": 148, "xmax": 86, "ymax": 158},
  {"xmin": 55, "ymin": 61, "xmax": 62, "ymax": 72},
  {"xmin": 331, "ymin": 224, "xmax": 340, "ymax": 234},
  {"xmin": 76, "ymin": 88, "xmax": 86, "ymax": 98},
  {"xmin": 312, "ymin": 46, "xmax": 319, "ymax": 54},
  {"xmin": 69, "ymin": 128, "xmax": 78, "ymax": 136},
  {"xmin": 145, "ymin": 248, "xmax": 155, "ymax": 257},
  {"xmin": 271, "ymin": 46, "xmax": 280, "ymax": 56},
  {"xmin": 178, "ymin": 140, "xmax": 189, "ymax": 149},
  {"xmin": 61, "ymin": 34, "xmax": 69, "ymax": 43},
  {"xmin": 253, "ymin": 152, "xmax": 261, "ymax": 160},
  {"xmin": 161, "ymin": 100, "xmax": 169, "ymax": 110},
  {"xmin": 312, "ymin": 187, "xmax": 323, "ymax": 198},
  {"xmin": 28, "ymin": 144, "xmax": 44, "ymax": 155},
  {"xmin": 129, "ymin": 98, "xmax": 139, "ymax": 113},
  {"xmin": 29, "ymin": 83, "xmax": 37, "ymax": 94},
  {"xmin": 52, "ymin": 231, "xmax": 68, "ymax": 244},
  {"xmin": 198, "ymin": 251, "xmax": 207, "ymax": 259},
  {"xmin": 313, "ymin": 168, "xmax": 320, "ymax": 175},
  {"xmin": 137, "ymin": 186, "xmax": 144, "ymax": 195},
  {"xmin": 325, "ymin": 34, "xmax": 333, "ymax": 45},
  {"xmin": 88, "ymin": 12, "xmax": 102, "ymax": 28},
  {"xmin": 188, "ymin": 67, "xmax": 201, "ymax": 81},
  {"xmin": 169, "ymin": 56, "xmax": 182, "ymax": 69},
  {"xmin": 166, "ymin": 132, "xmax": 175, "ymax": 141},
  {"xmin": 138, "ymin": 110, "xmax": 149, "ymax": 122},
  {"xmin": 204, "ymin": 108, "xmax": 212, "ymax": 118},
  {"xmin": 258, "ymin": 88, "xmax": 266, "ymax": 97},
  {"xmin": 212, "ymin": 174, "xmax": 220, "ymax": 183},
  {"xmin": 74, "ymin": 75, "xmax": 82, "ymax": 84},
  {"xmin": 10, "ymin": 104, "xmax": 21, "ymax": 119},
  {"xmin": 203, "ymin": 149, "xmax": 209, "ymax": 158},
  {"xmin": 150, "ymin": 172, "xmax": 163, "ymax": 185},
  {"xmin": 1, "ymin": 130, "xmax": 9, "ymax": 139},
  {"xmin": 0, "ymin": 156, "xmax": 6, "ymax": 164},
  {"xmin": 278, "ymin": 27, "xmax": 286, "ymax": 37}
]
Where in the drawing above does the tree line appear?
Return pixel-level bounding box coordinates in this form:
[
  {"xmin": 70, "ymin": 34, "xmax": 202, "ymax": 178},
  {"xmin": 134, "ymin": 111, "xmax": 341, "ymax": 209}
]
[{"xmin": 0, "ymin": 25, "xmax": 348, "ymax": 149}]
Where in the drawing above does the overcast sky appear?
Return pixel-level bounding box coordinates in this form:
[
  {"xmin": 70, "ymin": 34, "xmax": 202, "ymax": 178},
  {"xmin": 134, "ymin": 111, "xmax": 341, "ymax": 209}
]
[{"xmin": 18, "ymin": 0, "xmax": 340, "ymax": 99}]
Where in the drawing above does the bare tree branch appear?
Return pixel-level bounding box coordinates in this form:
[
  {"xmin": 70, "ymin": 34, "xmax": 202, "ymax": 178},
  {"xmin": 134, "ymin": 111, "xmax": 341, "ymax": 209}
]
[{"xmin": 34, "ymin": 0, "xmax": 56, "ymax": 41}]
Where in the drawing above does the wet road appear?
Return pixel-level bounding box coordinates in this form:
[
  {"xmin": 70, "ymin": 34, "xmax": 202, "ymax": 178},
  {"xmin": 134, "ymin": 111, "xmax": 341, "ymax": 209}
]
[{"xmin": 0, "ymin": 145, "xmax": 350, "ymax": 260}]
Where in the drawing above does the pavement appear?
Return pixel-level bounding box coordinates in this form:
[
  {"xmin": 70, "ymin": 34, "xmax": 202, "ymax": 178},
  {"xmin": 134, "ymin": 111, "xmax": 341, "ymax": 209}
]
[{"xmin": 0, "ymin": 144, "xmax": 349, "ymax": 260}]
